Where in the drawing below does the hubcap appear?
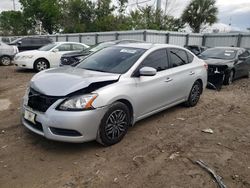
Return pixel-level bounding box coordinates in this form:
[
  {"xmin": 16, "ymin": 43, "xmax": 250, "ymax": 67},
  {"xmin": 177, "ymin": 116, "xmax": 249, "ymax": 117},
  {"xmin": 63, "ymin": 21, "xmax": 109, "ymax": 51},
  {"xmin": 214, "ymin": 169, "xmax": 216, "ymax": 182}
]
[
  {"xmin": 105, "ymin": 110, "xmax": 127, "ymax": 140},
  {"xmin": 36, "ymin": 61, "xmax": 47, "ymax": 71},
  {"xmin": 1, "ymin": 57, "xmax": 11, "ymax": 65},
  {"xmin": 190, "ymin": 84, "xmax": 200, "ymax": 103}
]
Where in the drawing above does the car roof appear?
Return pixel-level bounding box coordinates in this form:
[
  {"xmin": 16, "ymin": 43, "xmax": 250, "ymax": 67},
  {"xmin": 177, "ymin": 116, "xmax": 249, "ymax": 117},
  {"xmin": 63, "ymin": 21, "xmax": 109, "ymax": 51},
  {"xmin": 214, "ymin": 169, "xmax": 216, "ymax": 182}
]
[{"xmin": 116, "ymin": 43, "xmax": 186, "ymax": 50}]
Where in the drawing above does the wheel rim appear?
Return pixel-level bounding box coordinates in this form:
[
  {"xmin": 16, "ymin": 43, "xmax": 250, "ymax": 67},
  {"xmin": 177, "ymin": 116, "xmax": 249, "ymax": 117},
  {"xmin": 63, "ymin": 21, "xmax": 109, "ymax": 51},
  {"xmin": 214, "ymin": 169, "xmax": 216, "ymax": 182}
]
[
  {"xmin": 105, "ymin": 110, "xmax": 128, "ymax": 140},
  {"xmin": 190, "ymin": 84, "xmax": 200, "ymax": 103},
  {"xmin": 36, "ymin": 61, "xmax": 47, "ymax": 71},
  {"xmin": 1, "ymin": 57, "xmax": 11, "ymax": 65}
]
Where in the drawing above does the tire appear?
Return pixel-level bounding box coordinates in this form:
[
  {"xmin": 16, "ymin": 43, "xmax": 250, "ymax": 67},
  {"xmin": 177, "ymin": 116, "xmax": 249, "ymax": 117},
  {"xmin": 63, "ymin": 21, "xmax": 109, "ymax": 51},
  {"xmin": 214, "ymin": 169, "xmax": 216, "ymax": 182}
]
[
  {"xmin": 224, "ymin": 70, "xmax": 234, "ymax": 85},
  {"xmin": 0, "ymin": 56, "xmax": 11, "ymax": 66},
  {"xmin": 184, "ymin": 81, "xmax": 202, "ymax": 107},
  {"xmin": 34, "ymin": 59, "xmax": 49, "ymax": 72},
  {"xmin": 97, "ymin": 102, "xmax": 130, "ymax": 146}
]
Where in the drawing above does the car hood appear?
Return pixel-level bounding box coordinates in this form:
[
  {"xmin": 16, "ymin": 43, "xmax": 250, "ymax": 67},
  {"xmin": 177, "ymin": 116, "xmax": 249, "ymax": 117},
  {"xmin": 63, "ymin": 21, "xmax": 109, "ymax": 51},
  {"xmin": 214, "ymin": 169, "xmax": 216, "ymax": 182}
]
[
  {"xmin": 201, "ymin": 58, "xmax": 234, "ymax": 66},
  {"xmin": 30, "ymin": 67, "xmax": 120, "ymax": 96}
]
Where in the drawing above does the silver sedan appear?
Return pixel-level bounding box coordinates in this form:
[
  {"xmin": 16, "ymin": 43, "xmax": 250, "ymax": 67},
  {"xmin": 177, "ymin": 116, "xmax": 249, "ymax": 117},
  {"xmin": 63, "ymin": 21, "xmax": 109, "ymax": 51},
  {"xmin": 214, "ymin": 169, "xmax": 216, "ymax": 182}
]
[{"xmin": 22, "ymin": 43, "xmax": 207, "ymax": 146}]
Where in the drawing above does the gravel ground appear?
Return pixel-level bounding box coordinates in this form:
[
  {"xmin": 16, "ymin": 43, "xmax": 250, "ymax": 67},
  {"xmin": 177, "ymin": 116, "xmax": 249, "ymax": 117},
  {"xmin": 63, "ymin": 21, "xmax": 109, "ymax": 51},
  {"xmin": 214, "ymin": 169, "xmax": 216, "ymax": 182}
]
[{"xmin": 0, "ymin": 66, "xmax": 250, "ymax": 188}]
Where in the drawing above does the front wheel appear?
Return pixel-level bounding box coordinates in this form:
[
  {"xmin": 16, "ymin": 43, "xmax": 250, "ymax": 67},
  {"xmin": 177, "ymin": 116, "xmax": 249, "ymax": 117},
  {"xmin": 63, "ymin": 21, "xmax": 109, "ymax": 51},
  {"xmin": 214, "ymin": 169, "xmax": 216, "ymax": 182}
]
[
  {"xmin": 97, "ymin": 102, "xmax": 130, "ymax": 146},
  {"xmin": 184, "ymin": 81, "xmax": 202, "ymax": 107},
  {"xmin": 0, "ymin": 56, "xmax": 11, "ymax": 66},
  {"xmin": 34, "ymin": 59, "xmax": 49, "ymax": 72}
]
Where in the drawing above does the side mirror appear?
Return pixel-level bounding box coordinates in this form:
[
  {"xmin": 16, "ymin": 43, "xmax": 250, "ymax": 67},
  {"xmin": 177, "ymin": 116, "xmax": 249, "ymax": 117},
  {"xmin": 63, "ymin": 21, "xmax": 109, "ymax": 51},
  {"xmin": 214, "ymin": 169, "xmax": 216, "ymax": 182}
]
[
  {"xmin": 139, "ymin": 67, "xmax": 157, "ymax": 76},
  {"xmin": 52, "ymin": 48, "xmax": 59, "ymax": 52}
]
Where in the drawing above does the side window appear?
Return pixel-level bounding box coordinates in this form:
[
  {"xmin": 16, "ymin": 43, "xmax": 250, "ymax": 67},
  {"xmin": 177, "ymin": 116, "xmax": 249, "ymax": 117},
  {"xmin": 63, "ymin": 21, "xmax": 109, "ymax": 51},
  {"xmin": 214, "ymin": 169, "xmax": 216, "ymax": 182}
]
[
  {"xmin": 140, "ymin": 49, "xmax": 168, "ymax": 71},
  {"xmin": 72, "ymin": 44, "xmax": 85, "ymax": 51},
  {"xmin": 169, "ymin": 48, "xmax": 189, "ymax": 67},
  {"xmin": 56, "ymin": 44, "xmax": 72, "ymax": 51},
  {"xmin": 187, "ymin": 51, "xmax": 194, "ymax": 63},
  {"xmin": 21, "ymin": 38, "xmax": 31, "ymax": 45}
]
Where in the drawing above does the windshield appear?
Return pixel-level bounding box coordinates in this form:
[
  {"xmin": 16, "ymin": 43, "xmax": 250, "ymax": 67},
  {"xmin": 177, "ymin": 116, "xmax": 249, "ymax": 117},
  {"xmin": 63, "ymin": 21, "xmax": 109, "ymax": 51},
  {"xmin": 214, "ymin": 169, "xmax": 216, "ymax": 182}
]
[
  {"xmin": 38, "ymin": 43, "xmax": 57, "ymax": 51},
  {"xmin": 200, "ymin": 48, "xmax": 237, "ymax": 60},
  {"xmin": 89, "ymin": 42, "xmax": 114, "ymax": 52},
  {"xmin": 77, "ymin": 46, "xmax": 146, "ymax": 74}
]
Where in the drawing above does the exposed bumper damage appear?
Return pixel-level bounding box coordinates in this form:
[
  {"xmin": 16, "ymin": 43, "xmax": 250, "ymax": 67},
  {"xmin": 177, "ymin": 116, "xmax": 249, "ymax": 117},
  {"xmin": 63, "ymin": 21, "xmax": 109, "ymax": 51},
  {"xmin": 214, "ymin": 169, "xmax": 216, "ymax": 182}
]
[{"xmin": 207, "ymin": 64, "xmax": 228, "ymax": 90}]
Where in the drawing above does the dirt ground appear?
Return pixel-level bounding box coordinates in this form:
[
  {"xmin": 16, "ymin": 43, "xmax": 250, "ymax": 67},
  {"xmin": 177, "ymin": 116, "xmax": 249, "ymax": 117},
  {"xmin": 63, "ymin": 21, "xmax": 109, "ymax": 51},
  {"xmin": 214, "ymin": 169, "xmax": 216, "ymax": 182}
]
[{"xmin": 0, "ymin": 66, "xmax": 250, "ymax": 188}]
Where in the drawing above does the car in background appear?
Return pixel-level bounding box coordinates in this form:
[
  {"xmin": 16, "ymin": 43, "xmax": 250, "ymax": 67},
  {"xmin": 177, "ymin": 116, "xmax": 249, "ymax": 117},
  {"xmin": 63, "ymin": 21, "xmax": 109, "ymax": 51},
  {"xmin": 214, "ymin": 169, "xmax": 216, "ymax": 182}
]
[
  {"xmin": 199, "ymin": 47, "xmax": 250, "ymax": 89},
  {"xmin": 60, "ymin": 40, "xmax": 144, "ymax": 66},
  {"xmin": 184, "ymin": 45, "xmax": 207, "ymax": 55},
  {"xmin": 9, "ymin": 37, "xmax": 53, "ymax": 51},
  {"xmin": 0, "ymin": 42, "xmax": 19, "ymax": 66},
  {"xmin": 21, "ymin": 43, "xmax": 207, "ymax": 145},
  {"xmin": 14, "ymin": 42, "xmax": 89, "ymax": 71}
]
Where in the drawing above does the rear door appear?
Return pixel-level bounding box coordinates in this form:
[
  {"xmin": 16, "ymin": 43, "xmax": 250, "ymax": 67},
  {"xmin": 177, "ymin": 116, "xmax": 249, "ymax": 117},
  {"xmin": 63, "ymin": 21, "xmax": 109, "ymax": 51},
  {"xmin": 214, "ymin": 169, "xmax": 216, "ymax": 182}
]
[{"xmin": 166, "ymin": 48, "xmax": 197, "ymax": 101}]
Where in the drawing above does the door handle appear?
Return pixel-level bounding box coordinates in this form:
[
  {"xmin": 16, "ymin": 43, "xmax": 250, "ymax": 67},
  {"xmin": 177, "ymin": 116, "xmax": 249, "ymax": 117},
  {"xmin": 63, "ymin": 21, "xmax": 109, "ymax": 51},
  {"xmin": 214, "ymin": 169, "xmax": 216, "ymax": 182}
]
[
  {"xmin": 165, "ymin": 77, "xmax": 173, "ymax": 82},
  {"xmin": 189, "ymin": 71, "xmax": 195, "ymax": 75}
]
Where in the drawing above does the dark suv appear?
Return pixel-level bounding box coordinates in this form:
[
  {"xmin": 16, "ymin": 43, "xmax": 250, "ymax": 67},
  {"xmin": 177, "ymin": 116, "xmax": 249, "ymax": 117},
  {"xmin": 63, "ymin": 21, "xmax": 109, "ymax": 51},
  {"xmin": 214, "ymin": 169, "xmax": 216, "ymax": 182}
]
[{"xmin": 9, "ymin": 37, "xmax": 53, "ymax": 51}]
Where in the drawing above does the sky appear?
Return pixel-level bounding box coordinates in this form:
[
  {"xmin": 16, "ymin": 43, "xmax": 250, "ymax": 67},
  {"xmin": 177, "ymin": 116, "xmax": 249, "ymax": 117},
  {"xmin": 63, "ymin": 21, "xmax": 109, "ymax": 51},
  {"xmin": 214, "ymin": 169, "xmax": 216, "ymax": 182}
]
[{"xmin": 0, "ymin": 0, "xmax": 249, "ymax": 32}]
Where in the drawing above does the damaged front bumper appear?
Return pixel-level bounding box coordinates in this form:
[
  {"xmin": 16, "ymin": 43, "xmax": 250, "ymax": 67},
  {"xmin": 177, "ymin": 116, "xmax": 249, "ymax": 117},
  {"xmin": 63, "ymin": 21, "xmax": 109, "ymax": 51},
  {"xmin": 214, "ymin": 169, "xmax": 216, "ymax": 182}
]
[{"xmin": 207, "ymin": 65, "xmax": 228, "ymax": 90}]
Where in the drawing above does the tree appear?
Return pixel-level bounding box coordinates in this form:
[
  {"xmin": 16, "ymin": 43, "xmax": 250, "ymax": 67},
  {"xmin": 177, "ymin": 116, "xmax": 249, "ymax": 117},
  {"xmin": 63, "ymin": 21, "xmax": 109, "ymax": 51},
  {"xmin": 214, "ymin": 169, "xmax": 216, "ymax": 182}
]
[
  {"xmin": 0, "ymin": 11, "xmax": 32, "ymax": 35},
  {"xmin": 181, "ymin": 0, "xmax": 218, "ymax": 33},
  {"xmin": 60, "ymin": 0, "xmax": 95, "ymax": 33},
  {"xmin": 19, "ymin": 0, "xmax": 62, "ymax": 34},
  {"xmin": 128, "ymin": 5, "xmax": 184, "ymax": 31}
]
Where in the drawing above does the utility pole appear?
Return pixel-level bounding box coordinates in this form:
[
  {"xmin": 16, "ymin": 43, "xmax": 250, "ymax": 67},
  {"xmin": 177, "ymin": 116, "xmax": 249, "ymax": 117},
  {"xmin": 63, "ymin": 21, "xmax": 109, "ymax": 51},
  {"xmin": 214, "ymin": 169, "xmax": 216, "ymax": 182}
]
[
  {"xmin": 156, "ymin": 0, "xmax": 161, "ymax": 11},
  {"xmin": 12, "ymin": 0, "xmax": 16, "ymax": 11}
]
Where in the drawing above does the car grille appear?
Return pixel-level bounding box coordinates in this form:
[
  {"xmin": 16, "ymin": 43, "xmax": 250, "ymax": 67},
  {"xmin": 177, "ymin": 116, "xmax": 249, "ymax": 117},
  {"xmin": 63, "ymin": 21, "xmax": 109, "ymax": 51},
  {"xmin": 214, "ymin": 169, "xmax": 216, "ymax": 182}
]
[
  {"xmin": 208, "ymin": 65, "xmax": 228, "ymax": 75},
  {"xmin": 27, "ymin": 88, "xmax": 59, "ymax": 112}
]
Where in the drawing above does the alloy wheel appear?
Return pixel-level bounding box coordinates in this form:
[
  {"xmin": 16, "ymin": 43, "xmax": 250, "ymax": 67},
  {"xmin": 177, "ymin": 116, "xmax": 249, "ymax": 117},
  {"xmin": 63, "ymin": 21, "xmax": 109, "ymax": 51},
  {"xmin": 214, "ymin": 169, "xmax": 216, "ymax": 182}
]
[
  {"xmin": 105, "ymin": 110, "xmax": 128, "ymax": 140},
  {"xmin": 1, "ymin": 57, "xmax": 11, "ymax": 66},
  {"xmin": 190, "ymin": 84, "xmax": 200, "ymax": 104},
  {"xmin": 36, "ymin": 61, "xmax": 48, "ymax": 71}
]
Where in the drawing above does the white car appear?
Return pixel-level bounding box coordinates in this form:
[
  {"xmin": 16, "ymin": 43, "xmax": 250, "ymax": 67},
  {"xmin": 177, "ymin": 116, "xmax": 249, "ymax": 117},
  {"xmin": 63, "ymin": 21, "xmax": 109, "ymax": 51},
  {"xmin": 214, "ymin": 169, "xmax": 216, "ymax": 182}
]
[{"xmin": 14, "ymin": 42, "xmax": 89, "ymax": 71}]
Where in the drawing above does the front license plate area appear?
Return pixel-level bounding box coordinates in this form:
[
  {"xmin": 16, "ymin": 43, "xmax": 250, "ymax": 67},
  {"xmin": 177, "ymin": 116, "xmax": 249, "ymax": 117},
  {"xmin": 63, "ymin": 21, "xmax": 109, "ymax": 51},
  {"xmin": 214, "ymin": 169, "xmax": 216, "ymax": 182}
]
[{"xmin": 24, "ymin": 110, "xmax": 36, "ymax": 124}]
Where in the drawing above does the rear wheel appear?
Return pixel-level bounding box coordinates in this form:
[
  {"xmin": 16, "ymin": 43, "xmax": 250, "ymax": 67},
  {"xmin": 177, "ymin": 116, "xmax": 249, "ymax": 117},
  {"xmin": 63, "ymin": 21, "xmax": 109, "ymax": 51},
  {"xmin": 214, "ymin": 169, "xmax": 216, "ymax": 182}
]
[
  {"xmin": 184, "ymin": 81, "xmax": 202, "ymax": 107},
  {"xmin": 0, "ymin": 56, "xmax": 11, "ymax": 66},
  {"xmin": 97, "ymin": 102, "xmax": 130, "ymax": 146},
  {"xmin": 34, "ymin": 59, "xmax": 49, "ymax": 72}
]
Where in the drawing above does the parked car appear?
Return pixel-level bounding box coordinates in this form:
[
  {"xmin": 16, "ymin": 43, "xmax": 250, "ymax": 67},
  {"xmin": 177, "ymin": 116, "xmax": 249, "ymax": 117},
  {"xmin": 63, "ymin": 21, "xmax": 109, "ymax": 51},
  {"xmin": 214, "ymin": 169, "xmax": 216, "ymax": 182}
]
[
  {"xmin": 60, "ymin": 40, "xmax": 144, "ymax": 66},
  {"xmin": 14, "ymin": 42, "xmax": 89, "ymax": 71},
  {"xmin": 199, "ymin": 47, "xmax": 250, "ymax": 89},
  {"xmin": 21, "ymin": 43, "xmax": 207, "ymax": 145},
  {"xmin": 184, "ymin": 45, "xmax": 207, "ymax": 55},
  {"xmin": 0, "ymin": 42, "xmax": 19, "ymax": 66},
  {"xmin": 9, "ymin": 37, "xmax": 53, "ymax": 51}
]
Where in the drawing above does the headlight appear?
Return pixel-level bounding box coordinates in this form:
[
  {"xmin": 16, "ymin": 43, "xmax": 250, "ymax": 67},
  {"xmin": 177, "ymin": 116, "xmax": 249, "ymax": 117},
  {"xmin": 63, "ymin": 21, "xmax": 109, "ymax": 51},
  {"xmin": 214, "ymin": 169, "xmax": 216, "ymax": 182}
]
[{"xmin": 57, "ymin": 94, "xmax": 98, "ymax": 111}]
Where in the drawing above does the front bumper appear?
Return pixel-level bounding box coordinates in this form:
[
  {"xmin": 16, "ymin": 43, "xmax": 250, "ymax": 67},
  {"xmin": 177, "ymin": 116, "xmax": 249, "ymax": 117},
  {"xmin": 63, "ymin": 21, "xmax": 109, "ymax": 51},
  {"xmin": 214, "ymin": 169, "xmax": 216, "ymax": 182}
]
[
  {"xmin": 21, "ymin": 99, "xmax": 108, "ymax": 143},
  {"xmin": 14, "ymin": 59, "xmax": 34, "ymax": 69}
]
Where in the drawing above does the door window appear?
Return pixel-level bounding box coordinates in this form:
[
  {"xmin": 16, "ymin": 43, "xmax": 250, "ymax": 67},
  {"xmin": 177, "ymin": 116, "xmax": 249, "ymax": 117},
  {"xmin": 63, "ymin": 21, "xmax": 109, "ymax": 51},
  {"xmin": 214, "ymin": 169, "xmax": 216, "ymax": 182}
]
[
  {"xmin": 72, "ymin": 44, "xmax": 86, "ymax": 51},
  {"xmin": 139, "ymin": 49, "xmax": 168, "ymax": 71},
  {"xmin": 169, "ymin": 48, "xmax": 189, "ymax": 67},
  {"xmin": 56, "ymin": 44, "xmax": 72, "ymax": 51}
]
